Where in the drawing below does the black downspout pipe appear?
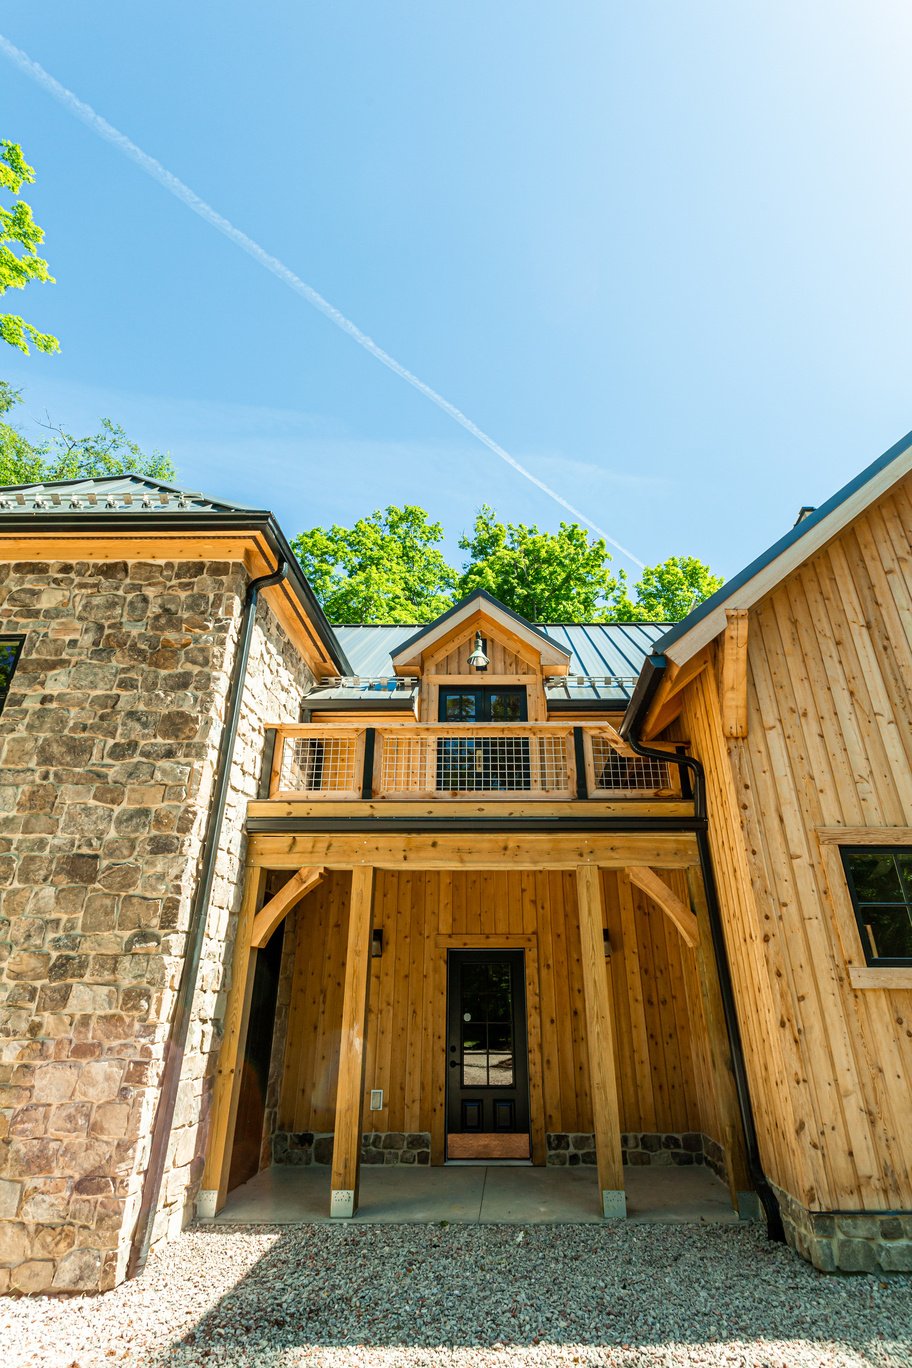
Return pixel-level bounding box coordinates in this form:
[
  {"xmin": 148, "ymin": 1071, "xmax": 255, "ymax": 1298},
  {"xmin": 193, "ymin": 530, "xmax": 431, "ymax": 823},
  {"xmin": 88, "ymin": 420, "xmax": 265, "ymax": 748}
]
[
  {"xmin": 127, "ymin": 559, "xmax": 289, "ymax": 1278},
  {"xmin": 621, "ymin": 656, "xmax": 785, "ymax": 1243}
]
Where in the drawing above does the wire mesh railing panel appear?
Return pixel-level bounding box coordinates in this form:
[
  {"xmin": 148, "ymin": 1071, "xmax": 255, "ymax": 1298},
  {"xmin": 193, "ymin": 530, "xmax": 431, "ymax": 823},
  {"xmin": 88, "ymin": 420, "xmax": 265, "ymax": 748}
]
[
  {"xmin": 278, "ymin": 734, "xmax": 358, "ymax": 794},
  {"xmin": 378, "ymin": 734, "xmax": 432, "ymax": 793},
  {"xmin": 535, "ymin": 735, "xmax": 571, "ymax": 791},
  {"xmin": 590, "ymin": 736, "xmax": 671, "ymax": 792}
]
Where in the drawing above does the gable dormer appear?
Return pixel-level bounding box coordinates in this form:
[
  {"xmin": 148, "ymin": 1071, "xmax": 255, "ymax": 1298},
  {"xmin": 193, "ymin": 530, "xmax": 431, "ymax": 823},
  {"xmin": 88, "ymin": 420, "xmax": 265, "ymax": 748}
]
[{"xmin": 389, "ymin": 590, "xmax": 571, "ymax": 722}]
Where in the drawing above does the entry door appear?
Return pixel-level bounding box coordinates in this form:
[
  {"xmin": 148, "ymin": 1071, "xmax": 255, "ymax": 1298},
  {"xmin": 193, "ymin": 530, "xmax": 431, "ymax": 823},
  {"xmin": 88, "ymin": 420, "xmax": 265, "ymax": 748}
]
[{"xmin": 446, "ymin": 950, "xmax": 531, "ymax": 1159}]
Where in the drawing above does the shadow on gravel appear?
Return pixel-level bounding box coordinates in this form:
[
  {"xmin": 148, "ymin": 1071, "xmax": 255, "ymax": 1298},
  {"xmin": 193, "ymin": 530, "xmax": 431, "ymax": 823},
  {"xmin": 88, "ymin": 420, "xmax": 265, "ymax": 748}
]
[{"xmin": 154, "ymin": 1222, "xmax": 912, "ymax": 1365}]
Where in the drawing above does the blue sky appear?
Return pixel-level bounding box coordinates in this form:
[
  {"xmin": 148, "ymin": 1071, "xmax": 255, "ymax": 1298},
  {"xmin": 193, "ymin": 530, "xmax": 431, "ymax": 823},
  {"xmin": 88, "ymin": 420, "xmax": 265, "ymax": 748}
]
[{"xmin": 2, "ymin": 2, "xmax": 912, "ymax": 579}]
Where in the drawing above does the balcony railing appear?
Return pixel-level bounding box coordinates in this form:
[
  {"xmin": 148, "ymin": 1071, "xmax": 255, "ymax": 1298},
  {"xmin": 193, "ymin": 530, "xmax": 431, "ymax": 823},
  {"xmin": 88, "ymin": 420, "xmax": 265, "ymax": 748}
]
[{"xmin": 263, "ymin": 724, "xmax": 683, "ymax": 801}]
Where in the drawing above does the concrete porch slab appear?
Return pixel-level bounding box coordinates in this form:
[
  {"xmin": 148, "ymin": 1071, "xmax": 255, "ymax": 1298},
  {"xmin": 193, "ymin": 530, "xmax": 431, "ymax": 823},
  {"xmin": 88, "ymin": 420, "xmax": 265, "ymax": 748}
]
[{"xmin": 208, "ymin": 1164, "xmax": 741, "ymax": 1226}]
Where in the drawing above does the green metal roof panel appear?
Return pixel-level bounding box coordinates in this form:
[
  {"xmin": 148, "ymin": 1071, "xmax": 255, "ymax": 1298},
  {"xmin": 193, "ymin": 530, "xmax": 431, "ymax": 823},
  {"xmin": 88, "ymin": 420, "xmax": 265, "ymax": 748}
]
[{"xmin": 0, "ymin": 474, "xmax": 260, "ymax": 515}]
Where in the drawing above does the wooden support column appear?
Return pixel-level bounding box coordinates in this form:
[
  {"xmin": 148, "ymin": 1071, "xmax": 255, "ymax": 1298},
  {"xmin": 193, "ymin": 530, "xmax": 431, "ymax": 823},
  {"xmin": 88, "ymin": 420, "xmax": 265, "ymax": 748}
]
[
  {"xmin": 576, "ymin": 865, "xmax": 626, "ymax": 1219},
  {"xmin": 686, "ymin": 866, "xmax": 755, "ymax": 1218},
  {"xmin": 200, "ymin": 864, "xmax": 267, "ymax": 1216},
  {"xmin": 720, "ymin": 608, "xmax": 749, "ymax": 739},
  {"xmin": 330, "ymin": 866, "xmax": 375, "ymax": 1218}
]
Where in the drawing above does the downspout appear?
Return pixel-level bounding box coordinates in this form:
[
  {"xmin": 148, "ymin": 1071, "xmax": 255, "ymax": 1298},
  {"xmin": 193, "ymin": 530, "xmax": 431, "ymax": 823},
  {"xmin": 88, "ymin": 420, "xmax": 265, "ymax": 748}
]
[
  {"xmin": 127, "ymin": 558, "xmax": 289, "ymax": 1278},
  {"xmin": 620, "ymin": 655, "xmax": 785, "ymax": 1243}
]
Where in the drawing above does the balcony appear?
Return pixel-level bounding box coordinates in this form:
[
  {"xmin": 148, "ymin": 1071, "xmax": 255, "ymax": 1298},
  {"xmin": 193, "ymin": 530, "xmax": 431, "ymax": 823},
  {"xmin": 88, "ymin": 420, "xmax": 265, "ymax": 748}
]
[{"xmin": 260, "ymin": 723, "xmax": 683, "ymax": 802}]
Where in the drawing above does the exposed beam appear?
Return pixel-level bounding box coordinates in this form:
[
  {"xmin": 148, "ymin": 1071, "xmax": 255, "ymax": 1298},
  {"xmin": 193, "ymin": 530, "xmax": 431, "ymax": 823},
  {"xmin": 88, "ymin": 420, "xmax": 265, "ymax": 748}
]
[
  {"xmin": 246, "ymin": 833, "xmax": 700, "ymax": 871},
  {"xmin": 576, "ymin": 865, "xmax": 626, "ymax": 1218},
  {"xmin": 627, "ymin": 865, "xmax": 699, "ymax": 948},
  {"xmin": 720, "ymin": 609, "xmax": 749, "ymax": 739},
  {"xmin": 199, "ymin": 865, "xmax": 267, "ymax": 1215},
  {"xmin": 641, "ymin": 646, "xmax": 712, "ymax": 740},
  {"xmin": 330, "ymin": 866, "xmax": 375, "ymax": 1218},
  {"xmin": 250, "ymin": 866, "xmax": 324, "ymax": 948}
]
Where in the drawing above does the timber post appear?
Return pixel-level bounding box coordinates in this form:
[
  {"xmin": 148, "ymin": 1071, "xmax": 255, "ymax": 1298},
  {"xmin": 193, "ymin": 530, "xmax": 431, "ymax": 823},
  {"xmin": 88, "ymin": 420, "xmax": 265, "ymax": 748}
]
[
  {"xmin": 199, "ymin": 864, "xmax": 267, "ymax": 1216},
  {"xmin": 330, "ymin": 865, "xmax": 376, "ymax": 1218},
  {"xmin": 576, "ymin": 864, "xmax": 626, "ymax": 1219},
  {"xmin": 686, "ymin": 866, "xmax": 755, "ymax": 1217}
]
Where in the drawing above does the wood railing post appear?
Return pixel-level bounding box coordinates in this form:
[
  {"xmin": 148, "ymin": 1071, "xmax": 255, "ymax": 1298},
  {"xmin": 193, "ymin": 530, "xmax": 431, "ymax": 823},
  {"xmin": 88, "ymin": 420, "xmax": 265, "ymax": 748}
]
[
  {"xmin": 360, "ymin": 727, "xmax": 376, "ymax": 800},
  {"xmin": 573, "ymin": 727, "xmax": 589, "ymax": 799},
  {"xmin": 330, "ymin": 865, "xmax": 375, "ymax": 1217},
  {"xmin": 576, "ymin": 864, "xmax": 626, "ymax": 1218}
]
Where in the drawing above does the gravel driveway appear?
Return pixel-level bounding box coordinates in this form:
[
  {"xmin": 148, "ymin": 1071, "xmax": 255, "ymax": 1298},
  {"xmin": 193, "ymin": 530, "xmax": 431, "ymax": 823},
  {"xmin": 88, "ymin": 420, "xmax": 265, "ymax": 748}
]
[{"xmin": 2, "ymin": 1222, "xmax": 911, "ymax": 1367}]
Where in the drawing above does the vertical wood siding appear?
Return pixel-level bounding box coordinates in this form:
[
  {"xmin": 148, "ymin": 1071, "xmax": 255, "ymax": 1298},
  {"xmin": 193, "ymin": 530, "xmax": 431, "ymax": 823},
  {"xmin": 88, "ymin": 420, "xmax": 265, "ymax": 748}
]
[
  {"xmin": 678, "ymin": 481, "xmax": 912, "ymax": 1210},
  {"xmin": 277, "ymin": 868, "xmax": 718, "ymax": 1142}
]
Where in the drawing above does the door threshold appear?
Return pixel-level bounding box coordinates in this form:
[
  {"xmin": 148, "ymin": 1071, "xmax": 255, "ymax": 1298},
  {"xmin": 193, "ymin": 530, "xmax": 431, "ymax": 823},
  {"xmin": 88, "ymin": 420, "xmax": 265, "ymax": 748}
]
[{"xmin": 445, "ymin": 1159, "xmax": 534, "ymax": 1167}]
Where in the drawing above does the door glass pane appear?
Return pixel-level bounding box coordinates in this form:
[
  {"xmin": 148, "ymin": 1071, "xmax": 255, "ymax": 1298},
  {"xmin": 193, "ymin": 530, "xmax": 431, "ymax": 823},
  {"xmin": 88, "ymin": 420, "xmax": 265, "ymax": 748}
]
[
  {"xmin": 459, "ymin": 961, "xmax": 515, "ymax": 1088},
  {"xmin": 849, "ymin": 853, "xmax": 903, "ymax": 903}
]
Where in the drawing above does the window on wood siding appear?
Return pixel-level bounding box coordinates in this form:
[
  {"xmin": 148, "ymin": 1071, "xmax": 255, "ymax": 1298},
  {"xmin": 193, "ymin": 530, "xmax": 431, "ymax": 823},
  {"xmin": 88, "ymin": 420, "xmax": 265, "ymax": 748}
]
[
  {"xmin": 841, "ymin": 848, "xmax": 912, "ymax": 965},
  {"xmin": 0, "ymin": 637, "xmax": 24, "ymax": 717}
]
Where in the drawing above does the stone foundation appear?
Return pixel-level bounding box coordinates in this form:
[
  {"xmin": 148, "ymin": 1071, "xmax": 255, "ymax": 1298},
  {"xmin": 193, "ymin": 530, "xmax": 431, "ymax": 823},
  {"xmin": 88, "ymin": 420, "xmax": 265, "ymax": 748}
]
[
  {"xmin": 273, "ymin": 1131, "xmax": 432, "ymax": 1166},
  {"xmin": 773, "ymin": 1184, "xmax": 912, "ymax": 1274},
  {"xmin": 546, "ymin": 1131, "xmax": 726, "ymax": 1177}
]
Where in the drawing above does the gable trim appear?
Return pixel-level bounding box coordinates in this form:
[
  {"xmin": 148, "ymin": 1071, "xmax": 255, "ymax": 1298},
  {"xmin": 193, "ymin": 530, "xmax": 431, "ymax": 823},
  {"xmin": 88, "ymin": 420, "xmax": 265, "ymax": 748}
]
[
  {"xmin": 390, "ymin": 590, "xmax": 572, "ymax": 671},
  {"xmin": 655, "ymin": 427, "xmax": 912, "ymax": 666}
]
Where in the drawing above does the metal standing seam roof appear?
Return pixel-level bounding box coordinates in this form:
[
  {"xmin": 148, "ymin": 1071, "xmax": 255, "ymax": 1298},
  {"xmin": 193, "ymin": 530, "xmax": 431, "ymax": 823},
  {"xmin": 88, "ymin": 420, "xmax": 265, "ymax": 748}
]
[
  {"xmin": 316, "ymin": 622, "xmax": 670, "ymax": 705},
  {"xmin": 0, "ymin": 474, "xmax": 257, "ymax": 514}
]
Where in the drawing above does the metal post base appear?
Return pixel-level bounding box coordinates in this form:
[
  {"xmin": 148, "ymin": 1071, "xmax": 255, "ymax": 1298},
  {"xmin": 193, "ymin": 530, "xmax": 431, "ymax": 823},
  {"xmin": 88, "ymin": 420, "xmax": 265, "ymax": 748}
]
[
  {"xmin": 196, "ymin": 1190, "xmax": 218, "ymax": 1219},
  {"xmin": 736, "ymin": 1191, "xmax": 762, "ymax": 1221},
  {"xmin": 602, "ymin": 1189, "xmax": 627, "ymax": 1219},
  {"xmin": 330, "ymin": 1188, "xmax": 356, "ymax": 1218}
]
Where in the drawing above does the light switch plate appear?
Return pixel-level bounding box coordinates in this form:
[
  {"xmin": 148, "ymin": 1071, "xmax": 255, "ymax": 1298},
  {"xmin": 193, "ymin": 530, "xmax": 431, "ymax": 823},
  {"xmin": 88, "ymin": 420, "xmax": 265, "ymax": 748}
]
[{"xmin": 369, "ymin": 1089, "xmax": 384, "ymax": 1111}]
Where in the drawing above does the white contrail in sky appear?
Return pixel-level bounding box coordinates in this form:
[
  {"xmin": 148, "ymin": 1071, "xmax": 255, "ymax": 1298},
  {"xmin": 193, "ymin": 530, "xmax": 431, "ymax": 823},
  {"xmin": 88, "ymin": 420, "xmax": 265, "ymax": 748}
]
[{"xmin": 0, "ymin": 32, "xmax": 646, "ymax": 569}]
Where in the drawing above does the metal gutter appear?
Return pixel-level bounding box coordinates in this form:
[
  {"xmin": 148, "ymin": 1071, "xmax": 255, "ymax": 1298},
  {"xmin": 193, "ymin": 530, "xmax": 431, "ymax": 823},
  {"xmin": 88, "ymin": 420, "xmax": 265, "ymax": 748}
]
[
  {"xmin": 246, "ymin": 814, "xmax": 705, "ymax": 835},
  {"xmin": 127, "ymin": 558, "xmax": 290, "ymax": 1277},
  {"xmin": 620, "ymin": 655, "xmax": 785, "ymax": 1242}
]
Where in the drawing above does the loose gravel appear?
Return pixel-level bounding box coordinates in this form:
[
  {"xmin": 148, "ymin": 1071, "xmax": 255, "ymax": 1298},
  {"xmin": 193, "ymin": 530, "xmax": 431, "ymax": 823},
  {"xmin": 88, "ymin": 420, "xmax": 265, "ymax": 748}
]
[{"xmin": 2, "ymin": 1222, "xmax": 911, "ymax": 1367}]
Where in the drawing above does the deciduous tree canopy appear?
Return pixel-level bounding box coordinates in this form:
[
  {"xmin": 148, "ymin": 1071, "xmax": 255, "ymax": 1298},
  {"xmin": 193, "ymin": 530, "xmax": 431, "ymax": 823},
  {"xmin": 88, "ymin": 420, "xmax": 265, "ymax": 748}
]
[
  {"xmin": 293, "ymin": 502, "xmax": 722, "ymax": 625},
  {"xmin": 0, "ymin": 383, "xmax": 175, "ymax": 485},
  {"xmin": 1, "ymin": 142, "xmax": 59, "ymax": 356}
]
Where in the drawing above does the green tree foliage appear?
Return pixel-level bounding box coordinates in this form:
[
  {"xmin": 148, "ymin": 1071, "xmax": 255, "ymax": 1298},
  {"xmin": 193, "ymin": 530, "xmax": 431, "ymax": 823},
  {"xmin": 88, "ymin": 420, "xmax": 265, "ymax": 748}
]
[
  {"xmin": 456, "ymin": 505, "xmax": 619, "ymax": 621},
  {"xmin": 291, "ymin": 505, "xmax": 458, "ymax": 625},
  {"xmin": 0, "ymin": 382, "xmax": 175, "ymax": 485},
  {"xmin": 292, "ymin": 501, "xmax": 722, "ymax": 625},
  {"xmin": 611, "ymin": 556, "xmax": 725, "ymax": 623},
  {"xmin": 1, "ymin": 142, "xmax": 60, "ymax": 356}
]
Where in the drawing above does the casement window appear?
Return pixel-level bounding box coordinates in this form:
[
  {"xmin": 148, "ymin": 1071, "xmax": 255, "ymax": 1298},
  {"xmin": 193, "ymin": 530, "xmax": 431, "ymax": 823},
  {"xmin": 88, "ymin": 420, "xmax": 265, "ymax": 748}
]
[
  {"xmin": 841, "ymin": 847, "xmax": 912, "ymax": 966},
  {"xmin": 0, "ymin": 637, "xmax": 24, "ymax": 717}
]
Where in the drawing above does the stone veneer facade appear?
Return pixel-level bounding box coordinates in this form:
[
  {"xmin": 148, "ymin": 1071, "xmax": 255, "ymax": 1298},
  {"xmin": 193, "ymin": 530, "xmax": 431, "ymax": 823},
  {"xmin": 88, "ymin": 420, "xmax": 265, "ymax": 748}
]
[
  {"xmin": 546, "ymin": 1130, "xmax": 727, "ymax": 1179},
  {"xmin": 272, "ymin": 1131, "xmax": 432, "ymax": 1167},
  {"xmin": 0, "ymin": 557, "xmax": 313, "ymax": 1293},
  {"xmin": 772, "ymin": 1184, "xmax": 912, "ymax": 1274}
]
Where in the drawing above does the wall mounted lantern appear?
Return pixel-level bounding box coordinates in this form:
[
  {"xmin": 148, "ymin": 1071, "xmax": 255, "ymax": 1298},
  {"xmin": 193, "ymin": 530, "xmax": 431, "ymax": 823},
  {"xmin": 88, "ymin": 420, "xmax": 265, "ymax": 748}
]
[
  {"xmin": 467, "ymin": 631, "xmax": 489, "ymax": 671},
  {"xmin": 371, "ymin": 928, "xmax": 384, "ymax": 958}
]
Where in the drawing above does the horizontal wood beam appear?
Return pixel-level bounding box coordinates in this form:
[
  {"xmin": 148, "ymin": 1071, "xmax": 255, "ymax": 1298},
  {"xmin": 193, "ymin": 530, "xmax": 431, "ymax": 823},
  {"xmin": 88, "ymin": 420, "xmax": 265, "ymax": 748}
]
[
  {"xmin": 246, "ymin": 832, "xmax": 700, "ymax": 871},
  {"xmin": 627, "ymin": 865, "xmax": 698, "ymax": 947},
  {"xmin": 250, "ymin": 866, "xmax": 324, "ymax": 948}
]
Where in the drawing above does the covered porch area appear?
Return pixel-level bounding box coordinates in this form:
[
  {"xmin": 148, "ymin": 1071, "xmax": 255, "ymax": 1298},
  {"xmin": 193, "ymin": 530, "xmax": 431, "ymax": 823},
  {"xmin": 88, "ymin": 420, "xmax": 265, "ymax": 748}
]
[
  {"xmin": 209, "ymin": 1159, "xmax": 741, "ymax": 1226},
  {"xmin": 199, "ymin": 831, "xmax": 756, "ymax": 1227}
]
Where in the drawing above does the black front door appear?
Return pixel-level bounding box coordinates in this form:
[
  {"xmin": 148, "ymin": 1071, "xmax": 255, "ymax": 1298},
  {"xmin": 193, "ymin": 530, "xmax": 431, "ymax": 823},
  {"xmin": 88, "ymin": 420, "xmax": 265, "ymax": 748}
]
[
  {"xmin": 446, "ymin": 950, "xmax": 530, "ymax": 1159},
  {"xmin": 437, "ymin": 688, "xmax": 529, "ymax": 791}
]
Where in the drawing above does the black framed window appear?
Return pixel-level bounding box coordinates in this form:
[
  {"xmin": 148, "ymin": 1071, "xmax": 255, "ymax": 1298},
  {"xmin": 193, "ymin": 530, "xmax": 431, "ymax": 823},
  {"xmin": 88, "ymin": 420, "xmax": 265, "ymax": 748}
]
[
  {"xmin": 0, "ymin": 637, "xmax": 24, "ymax": 717},
  {"xmin": 841, "ymin": 847, "xmax": 912, "ymax": 965}
]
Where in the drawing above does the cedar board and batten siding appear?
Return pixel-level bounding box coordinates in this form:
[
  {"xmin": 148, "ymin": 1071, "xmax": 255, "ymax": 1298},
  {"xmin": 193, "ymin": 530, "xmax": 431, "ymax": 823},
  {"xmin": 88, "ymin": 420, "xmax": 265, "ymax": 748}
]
[
  {"xmin": 275, "ymin": 869, "xmax": 720, "ymax": 1150},
  {"xmin": 673, "ymin": 477, "xmax": 912, "ymax": 1214}
]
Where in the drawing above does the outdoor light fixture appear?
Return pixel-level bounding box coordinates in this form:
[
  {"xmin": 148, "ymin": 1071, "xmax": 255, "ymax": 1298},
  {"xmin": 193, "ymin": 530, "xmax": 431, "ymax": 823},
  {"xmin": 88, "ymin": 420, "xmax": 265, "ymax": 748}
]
[
  {"xmin": 467, "ymin": 631, "xmax": 489, "ymax": 670},
  {"xmin": 371, "ymin": 928, "xmax": 383, "ymax": 958},
  {"xmin": 603, "ymin": 929, "xmax": 612, "ymax": 957}
]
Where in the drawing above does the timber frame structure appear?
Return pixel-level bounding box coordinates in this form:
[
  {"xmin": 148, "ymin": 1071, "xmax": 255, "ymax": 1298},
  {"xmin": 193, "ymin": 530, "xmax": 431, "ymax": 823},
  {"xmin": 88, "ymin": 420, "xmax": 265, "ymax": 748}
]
[{"xmin": 5, "ymin": 432, "xmax": 912, "ymax": 1292}]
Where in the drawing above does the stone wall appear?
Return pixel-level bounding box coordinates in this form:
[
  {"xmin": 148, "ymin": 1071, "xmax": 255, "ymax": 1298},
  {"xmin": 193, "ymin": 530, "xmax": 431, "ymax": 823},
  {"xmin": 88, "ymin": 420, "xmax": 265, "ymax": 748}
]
[
  {"xmin": 773, "ymin": 1184, "xmax": 912, "ymax": 1274},
  {"xmin": 546, "ymin": 1130, "xmax": 726, "ymax": 1178},
  {"xmin": 0, "ymin": 558, "xmax": 312, "ymax": 1293},
  {"xmin": 272, "ymin": 1131, "xmax": 432, "ymax": 1166}
]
